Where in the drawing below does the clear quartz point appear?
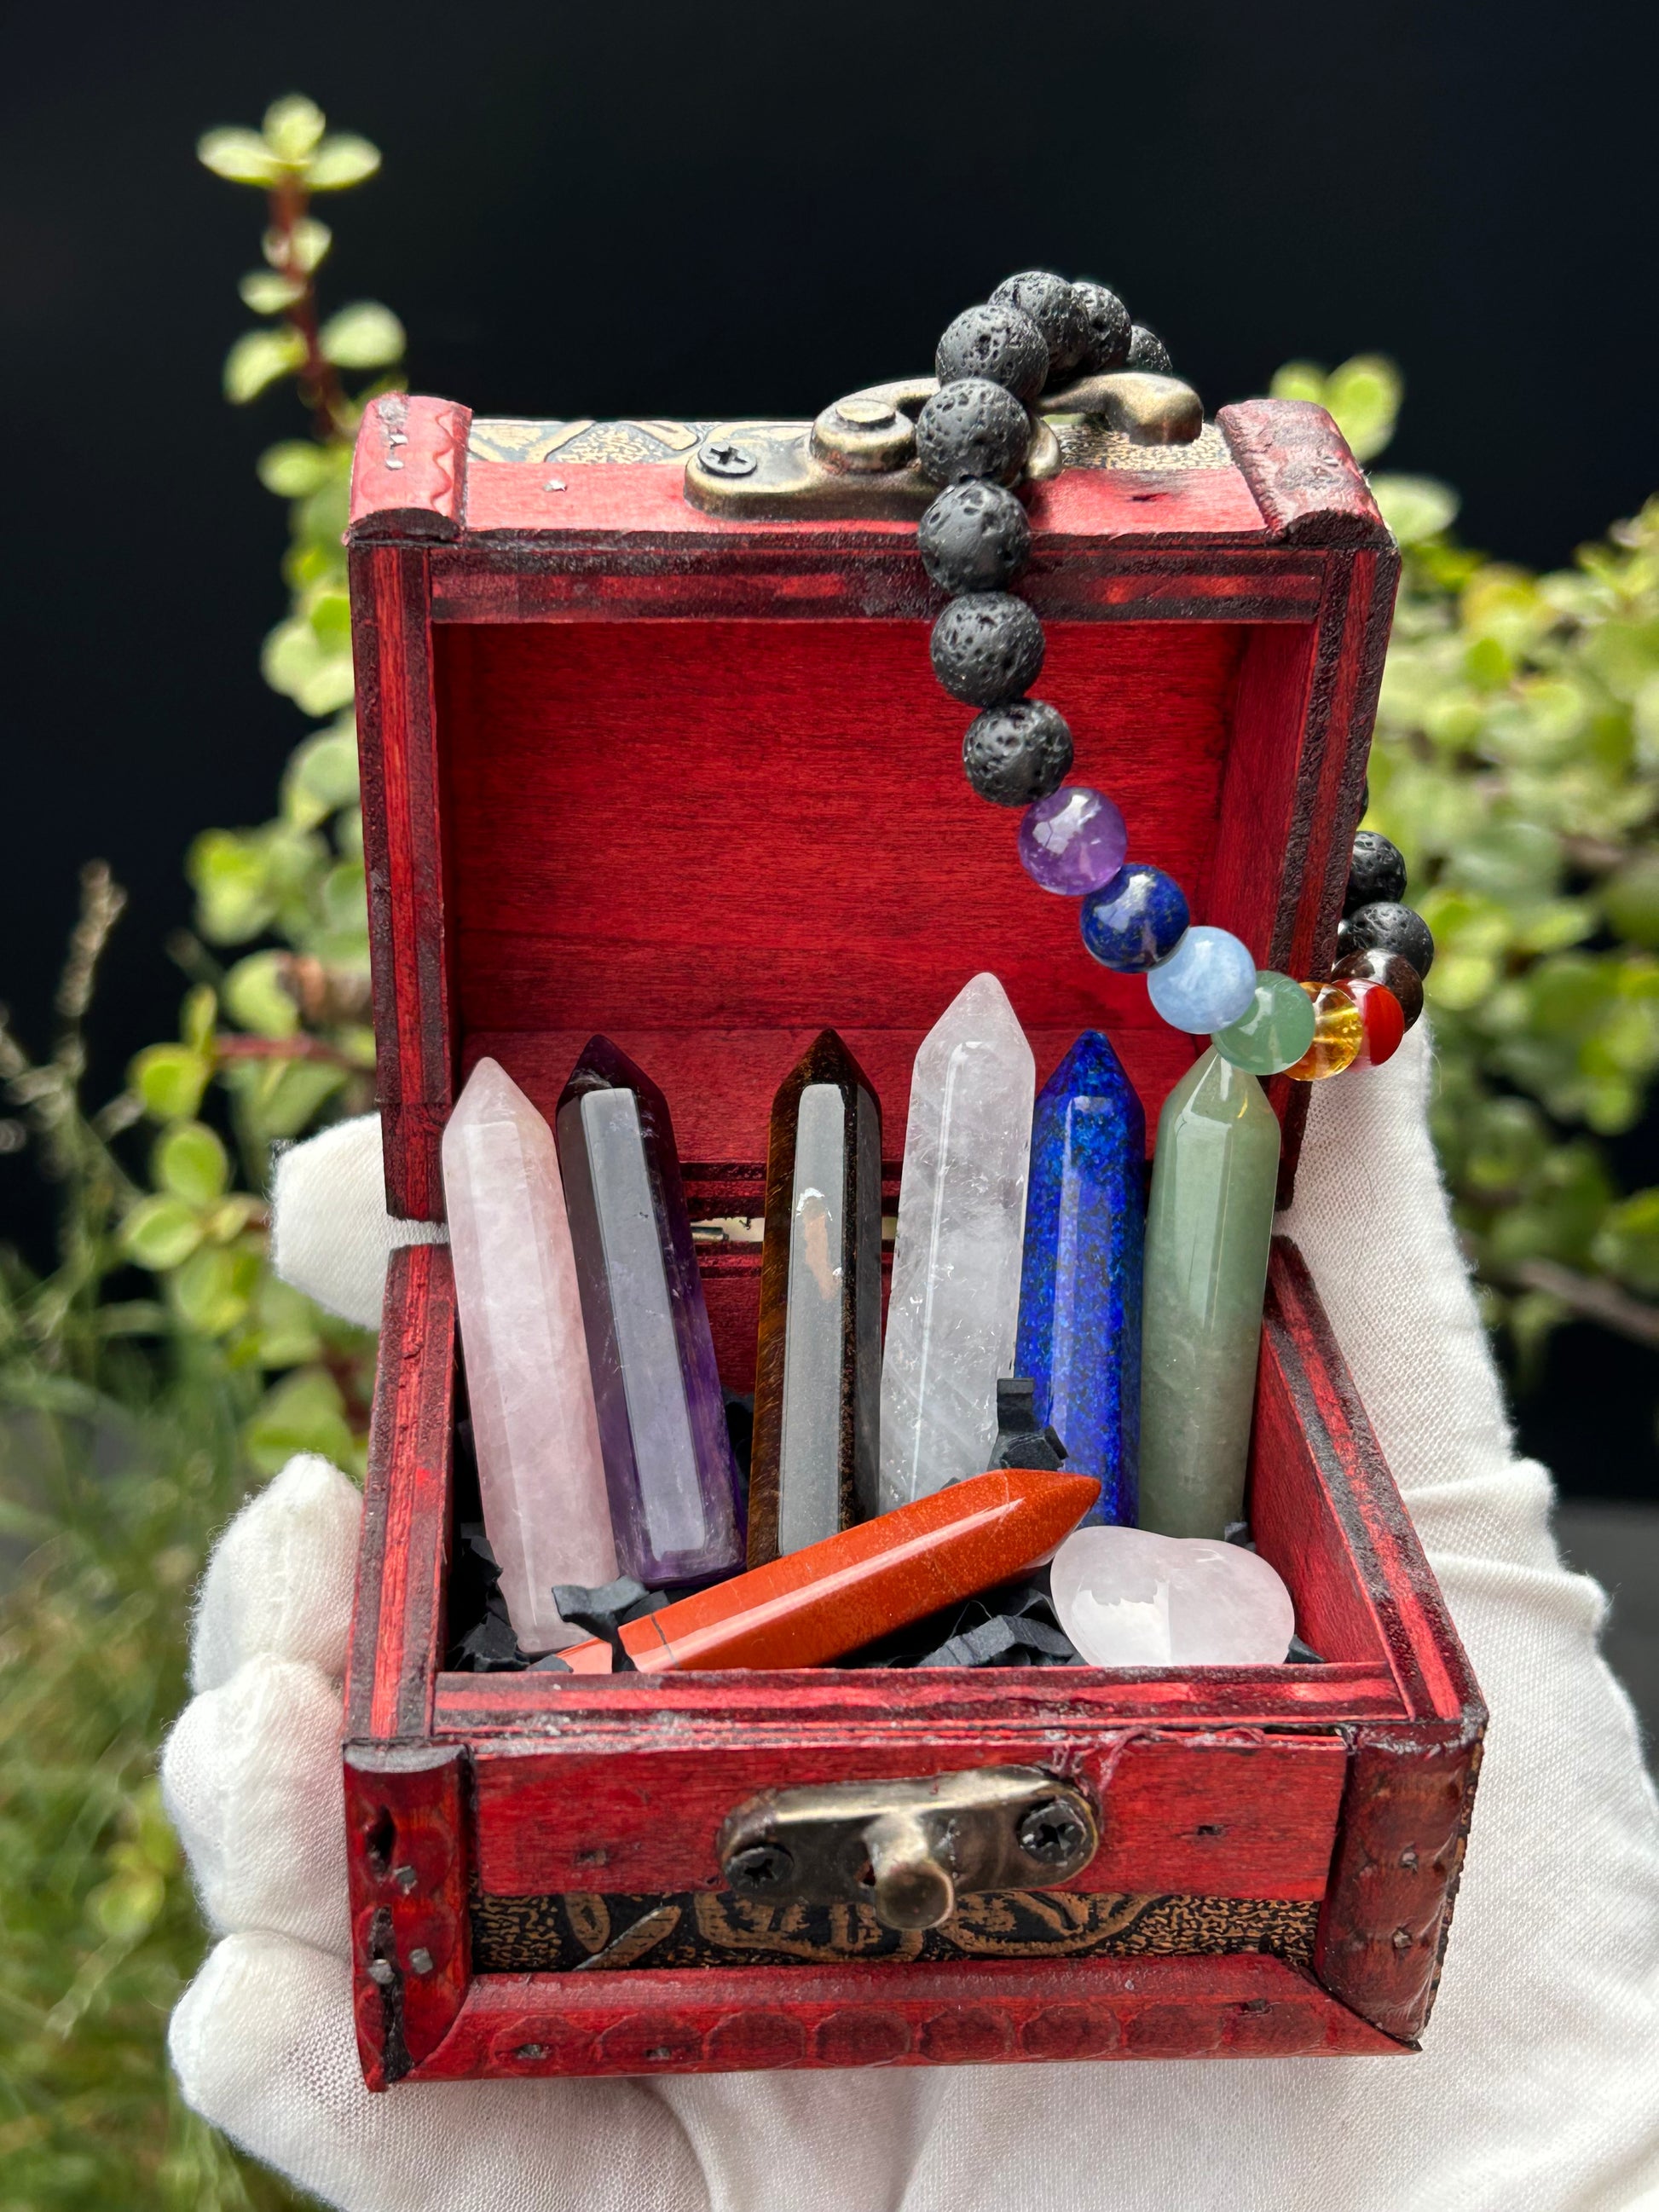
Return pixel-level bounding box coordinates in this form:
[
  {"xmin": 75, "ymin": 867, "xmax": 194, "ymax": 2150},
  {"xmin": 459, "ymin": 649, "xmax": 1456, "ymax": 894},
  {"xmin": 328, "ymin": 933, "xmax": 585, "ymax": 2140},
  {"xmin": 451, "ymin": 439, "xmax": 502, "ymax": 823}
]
[
  {"xmin": 880, "ymin": 972, "xmax": 1037, "ymax": 1511},
  {"xmin": 442, "ymin": 1057, "xmax": 617, "ymax": 1652},
  {"xmin": 749, "ymin": 1031, "xmax": 883, "ymax": 1565}
]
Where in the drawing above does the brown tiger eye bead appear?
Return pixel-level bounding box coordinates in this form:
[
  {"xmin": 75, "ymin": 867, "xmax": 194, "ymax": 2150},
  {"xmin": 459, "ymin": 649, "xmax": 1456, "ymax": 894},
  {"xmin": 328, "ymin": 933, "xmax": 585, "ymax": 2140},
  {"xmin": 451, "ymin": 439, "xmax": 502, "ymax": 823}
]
[{"xmin": 1332, "ymin": 947, "xmax": 1425, "ymax": 1031}]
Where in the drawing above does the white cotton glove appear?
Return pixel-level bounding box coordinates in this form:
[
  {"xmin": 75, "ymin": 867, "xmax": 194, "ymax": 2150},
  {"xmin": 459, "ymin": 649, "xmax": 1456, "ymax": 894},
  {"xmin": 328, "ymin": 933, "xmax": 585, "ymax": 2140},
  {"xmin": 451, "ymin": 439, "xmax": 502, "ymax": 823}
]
[{"xmin": 165, "ymin": 1031, "xmax": 1659, "ymax": 2212}]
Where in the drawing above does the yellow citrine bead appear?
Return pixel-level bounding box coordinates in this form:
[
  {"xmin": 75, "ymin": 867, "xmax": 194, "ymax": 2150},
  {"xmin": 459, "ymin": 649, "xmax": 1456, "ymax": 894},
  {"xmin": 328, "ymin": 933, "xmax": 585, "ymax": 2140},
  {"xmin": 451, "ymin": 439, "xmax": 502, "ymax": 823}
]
[{"xmin": 1284, "ymin": 981, "xmax": 1362, "ymax": 1082}]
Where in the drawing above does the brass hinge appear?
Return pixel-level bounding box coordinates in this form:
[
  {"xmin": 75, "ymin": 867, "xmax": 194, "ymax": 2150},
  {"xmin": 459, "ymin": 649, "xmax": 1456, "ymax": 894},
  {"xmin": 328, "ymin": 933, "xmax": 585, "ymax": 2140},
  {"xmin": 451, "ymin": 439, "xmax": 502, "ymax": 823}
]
[
  {"xmin": 683, "ymin": 371, "xmax": 1204, "ymax": 521},
  {"xmin": 717, "ymin": 1765, "xmax": 1100, "ymax": 1931}
]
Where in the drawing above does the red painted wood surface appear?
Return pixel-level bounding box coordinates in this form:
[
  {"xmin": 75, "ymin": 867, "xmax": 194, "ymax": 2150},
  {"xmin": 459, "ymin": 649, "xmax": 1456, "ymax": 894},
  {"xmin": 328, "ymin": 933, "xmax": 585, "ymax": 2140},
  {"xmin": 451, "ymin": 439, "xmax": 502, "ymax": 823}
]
[
  {"xmin": 471, "ymin": 1733, "xmax": 1346, "ymax": 1902},
  {"xmin": 343, "ymin": 1744, "xmax": 470, "ymax": 2086},
  {"xmin": 436, "ymin": 1660, "xmax": 1402, "ymax": 1735},
  {"xmin": 460, "ymin": 448, "xmax": 1267, "ymax": 547},
  {"xmin": 350, "ymin": 393, "xmax": 471, "ymax": 540},
  {"xmin": 1253, "ymin": 1244, "xmax": 1483, "ymax": 1725},
  {"xmin": 406, "ymin": 1955, "xmax": 1405, "ymax": 2079},
  {"xmin": 350, "ymin": 545, "xmax": 455, "ymax": 1221},
  {"xmin": 1217, "ymin": 400, "xmax": 1390, "ymax": 549},
  {"xmin": 1315, "ymin": 1731, "xmax": 1482, "ymax": 2043},
  {"xmin": 345, "ymin": 1243, "xmax": 455, "ymax": 1741},
  {"xmin": 433, "ymin": 620, "xmax": 1239, "ymax": 1193}
]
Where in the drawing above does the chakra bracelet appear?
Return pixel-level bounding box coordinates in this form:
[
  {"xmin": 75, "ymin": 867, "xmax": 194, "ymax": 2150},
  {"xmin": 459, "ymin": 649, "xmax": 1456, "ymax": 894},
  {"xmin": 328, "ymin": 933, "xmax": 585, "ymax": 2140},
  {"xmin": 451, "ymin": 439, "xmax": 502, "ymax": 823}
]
[{"xmin": 914, "ymin": 270, "xmax": 1434, "ymax": 1081}]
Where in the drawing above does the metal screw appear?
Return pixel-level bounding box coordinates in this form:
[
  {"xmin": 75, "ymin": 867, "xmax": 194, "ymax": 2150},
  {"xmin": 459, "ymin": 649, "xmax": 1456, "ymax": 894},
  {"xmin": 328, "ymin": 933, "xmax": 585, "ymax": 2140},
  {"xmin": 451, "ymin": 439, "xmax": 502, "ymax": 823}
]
[
  {"xmin": 408, "ymin": 1946, "xmax": 435, "ymax": 1974},
  {"xmin": 367, "ymin": 1958, "xmax": 396, "ymax": 1986},
  {"xmin": 1017, "ymin": 1798, "xmax": 1090, "ymax": 1867},
  {"xmin": 392, "ymin": 1863, "xmax": 418, "ymax": 1891},
  {"xmin": 725, "ymin": 1841, "xmax": 795, "ymax": 1892},
  {"xmin": 700, "ymin": 439, "xmax": 757, "ymax": 479}
]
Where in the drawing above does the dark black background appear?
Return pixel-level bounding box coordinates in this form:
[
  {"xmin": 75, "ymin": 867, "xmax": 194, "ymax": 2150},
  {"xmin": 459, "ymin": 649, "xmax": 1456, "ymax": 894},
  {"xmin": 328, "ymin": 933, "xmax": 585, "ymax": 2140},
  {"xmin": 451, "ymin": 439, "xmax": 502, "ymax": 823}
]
[{"xmin": 3, "ymin": 0, "xmax": 1656, "ymax": 1493}]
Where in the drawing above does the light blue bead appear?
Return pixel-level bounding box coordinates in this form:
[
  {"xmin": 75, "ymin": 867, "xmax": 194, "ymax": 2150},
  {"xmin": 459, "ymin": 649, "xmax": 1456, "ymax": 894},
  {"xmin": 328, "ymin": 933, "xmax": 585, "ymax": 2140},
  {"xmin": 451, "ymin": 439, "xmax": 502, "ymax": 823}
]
[{"xmin": 1146, "ymin": 927, "xmax": 1258, "ymax": 1033}]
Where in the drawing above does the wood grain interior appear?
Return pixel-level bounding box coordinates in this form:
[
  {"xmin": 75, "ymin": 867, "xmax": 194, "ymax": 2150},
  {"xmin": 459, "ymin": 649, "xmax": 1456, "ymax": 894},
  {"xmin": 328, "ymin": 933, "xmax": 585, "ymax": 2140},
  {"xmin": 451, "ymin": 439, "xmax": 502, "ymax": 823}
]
[{"xmin": 436, "ymin": 617, "xmax": 1260, "ymax": 1176}]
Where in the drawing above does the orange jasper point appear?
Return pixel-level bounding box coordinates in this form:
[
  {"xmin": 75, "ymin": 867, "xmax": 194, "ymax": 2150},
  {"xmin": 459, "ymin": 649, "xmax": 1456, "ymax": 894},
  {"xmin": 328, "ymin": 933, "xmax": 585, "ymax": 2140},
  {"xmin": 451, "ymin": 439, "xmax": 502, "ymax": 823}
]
[{"xmin": 616, "ymin": 1466, "xmax": 1101, "ymax": 1672}]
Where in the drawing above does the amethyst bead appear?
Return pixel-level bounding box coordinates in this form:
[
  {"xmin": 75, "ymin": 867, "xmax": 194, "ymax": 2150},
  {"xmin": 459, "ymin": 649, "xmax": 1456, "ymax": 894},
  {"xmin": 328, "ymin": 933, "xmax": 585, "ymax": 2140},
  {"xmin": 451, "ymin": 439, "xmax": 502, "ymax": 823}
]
[
  {"xmin": 1019, "ymin": 786, "xmax": 1129, "ymax": 896},
  {"xmin": 1080, "ymin": 865, "xmax": 1190, "ymax": 973}
]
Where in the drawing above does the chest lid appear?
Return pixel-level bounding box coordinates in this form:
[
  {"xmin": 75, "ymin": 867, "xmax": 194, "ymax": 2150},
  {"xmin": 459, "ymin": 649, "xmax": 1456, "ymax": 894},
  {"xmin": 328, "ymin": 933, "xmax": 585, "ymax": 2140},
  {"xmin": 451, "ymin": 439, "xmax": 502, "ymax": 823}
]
[{"xmin": 347, "ymin": 391, "xmax": 1395, "ymax": 1223}]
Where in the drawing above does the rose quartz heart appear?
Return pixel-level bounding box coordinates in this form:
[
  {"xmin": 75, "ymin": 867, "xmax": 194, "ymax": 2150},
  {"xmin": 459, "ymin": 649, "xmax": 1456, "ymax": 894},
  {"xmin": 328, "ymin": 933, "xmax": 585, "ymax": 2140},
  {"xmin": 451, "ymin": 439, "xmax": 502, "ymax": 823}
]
[{"xmin": 1050, "ymin": 1526, "xmax": 1296, "ymax": 1667}]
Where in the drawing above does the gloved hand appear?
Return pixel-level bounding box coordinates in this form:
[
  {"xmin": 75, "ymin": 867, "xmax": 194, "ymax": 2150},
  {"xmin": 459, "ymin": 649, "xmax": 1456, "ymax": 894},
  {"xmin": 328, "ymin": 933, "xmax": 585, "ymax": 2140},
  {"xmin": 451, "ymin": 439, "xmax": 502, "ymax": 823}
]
[{"xmin": 162, "ymin": 1030, "xmax": 1659, "ymax": 2212}]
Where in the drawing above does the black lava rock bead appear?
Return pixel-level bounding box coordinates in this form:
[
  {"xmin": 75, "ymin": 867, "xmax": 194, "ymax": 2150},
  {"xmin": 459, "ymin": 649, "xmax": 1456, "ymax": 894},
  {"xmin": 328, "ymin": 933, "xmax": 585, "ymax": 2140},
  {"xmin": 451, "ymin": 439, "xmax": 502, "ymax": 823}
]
[
  {"xmin": 991, "ymin": 270, "xmax": 1087, "ymax": 380},
  {"xmin": 915, "ymin": 378, "xmax": 1032, "ymax": 487},
  {"xmin": 1072, "ymin": 280, "xmax": 1131, "ymax": 373},
  {"xmin": 1333, "ymin": 948, "xmax": 1425, "ymax": 1031},
  {"xmin": 962, "ymin": 699, "xmax": 1074, "ymax": 806},
  {"xmin": 918, "ymin": 481, "xmax": 1032, "ymax": 594},
  {"xmin": 931, "ymin": 592, "xmax": 1046, "ymax": 707},
  {"xmin": 1338, "ymin": 900, "xmax": 1435, "ymax": 977},
  {"xmin": 1124, "ymin": 324, "xmax": 1172, "ymax": 374},
  {"xmin": 935, "ymin": 303, "xmax": 1049, "ymax": 405},
  {"xmin": 1344, "ymin": 829, "xmax": 1408, "ymax": 913}
]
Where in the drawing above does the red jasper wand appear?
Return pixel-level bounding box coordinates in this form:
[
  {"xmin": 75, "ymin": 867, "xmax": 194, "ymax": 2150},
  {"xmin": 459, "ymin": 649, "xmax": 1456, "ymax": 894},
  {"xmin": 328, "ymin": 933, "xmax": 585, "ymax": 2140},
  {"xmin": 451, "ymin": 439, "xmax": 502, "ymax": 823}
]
[{"xmin": 555, "ymin": 1465, "xmax": 1101, "ymax": 1673}]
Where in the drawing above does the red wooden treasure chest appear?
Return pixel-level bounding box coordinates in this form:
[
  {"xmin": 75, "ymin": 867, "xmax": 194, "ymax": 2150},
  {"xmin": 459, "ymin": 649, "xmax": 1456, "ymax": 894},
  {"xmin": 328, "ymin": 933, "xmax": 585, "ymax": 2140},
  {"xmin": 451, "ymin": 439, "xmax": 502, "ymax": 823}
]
[{"xmin": 342, "ymin": 379, "xmax": 1484, "ymax": 2087}]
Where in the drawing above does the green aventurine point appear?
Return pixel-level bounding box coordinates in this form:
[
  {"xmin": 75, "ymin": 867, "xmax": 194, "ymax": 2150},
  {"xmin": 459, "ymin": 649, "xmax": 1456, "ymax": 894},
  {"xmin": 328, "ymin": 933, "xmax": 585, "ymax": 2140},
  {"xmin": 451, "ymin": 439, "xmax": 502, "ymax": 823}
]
[{"xmin": 1137, "ymin": 1048, "xmax": 1280, "ymax": 1538}]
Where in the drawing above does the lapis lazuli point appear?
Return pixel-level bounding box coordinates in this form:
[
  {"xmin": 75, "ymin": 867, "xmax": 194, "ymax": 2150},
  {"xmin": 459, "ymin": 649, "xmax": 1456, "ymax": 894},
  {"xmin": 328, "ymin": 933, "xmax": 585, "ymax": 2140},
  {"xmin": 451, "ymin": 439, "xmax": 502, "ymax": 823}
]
[{"xmin": 1014, "ymin": 1030, "xmax": 1147, "ymax": 1526}]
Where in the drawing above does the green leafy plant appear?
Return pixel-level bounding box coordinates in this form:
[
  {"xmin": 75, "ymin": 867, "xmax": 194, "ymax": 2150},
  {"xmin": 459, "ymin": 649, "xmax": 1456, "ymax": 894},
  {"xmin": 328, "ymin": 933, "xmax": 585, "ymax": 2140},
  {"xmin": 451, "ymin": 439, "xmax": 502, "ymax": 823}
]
[
  {"xmin": 0, "ymin": 93, "xmax": 399, "ymax": 2209},
  {"xmin": 1277, "ymin": 357, "xmax": 1659, "ymax": 1374}
]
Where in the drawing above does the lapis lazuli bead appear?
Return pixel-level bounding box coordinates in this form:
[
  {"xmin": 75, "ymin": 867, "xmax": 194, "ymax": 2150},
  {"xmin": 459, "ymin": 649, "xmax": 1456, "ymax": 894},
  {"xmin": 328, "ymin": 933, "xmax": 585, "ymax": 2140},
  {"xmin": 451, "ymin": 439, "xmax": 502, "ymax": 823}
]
[
  {"xmin": 1014, "ymin": 1030, "xmax": 1147, "ymax": 1526},
  {"xmin": 1146, "ymin": 926, "xmax": 1258, "ymax": 1033},
  {"xmin": 1079, "ymin": 864, "xmax": 1189, "ymax": 972}
]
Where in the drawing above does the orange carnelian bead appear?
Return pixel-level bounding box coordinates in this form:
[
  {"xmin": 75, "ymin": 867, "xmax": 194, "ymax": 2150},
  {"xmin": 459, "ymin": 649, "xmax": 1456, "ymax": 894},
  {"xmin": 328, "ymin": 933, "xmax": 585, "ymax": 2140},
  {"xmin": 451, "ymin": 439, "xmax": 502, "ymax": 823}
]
[
  {"xmin": 1284, "ymin": 981, "xmax": 1362, "ymax": 1082},
  {"xmin": 1343, "ymin": 977, "xmax": 1407, "ymax": 1069}
]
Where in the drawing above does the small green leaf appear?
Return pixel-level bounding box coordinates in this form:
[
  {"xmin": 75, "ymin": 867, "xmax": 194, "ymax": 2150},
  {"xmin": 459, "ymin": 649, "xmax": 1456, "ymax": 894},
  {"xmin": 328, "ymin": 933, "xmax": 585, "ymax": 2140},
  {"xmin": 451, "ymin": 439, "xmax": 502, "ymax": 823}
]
[
  {"xmin": 1372, "ymin": 473, "xmax": 1460, "ymax": 548},
  {"xmin": 153, "ymin": 1122, "xmax": 229, "ymax": 1208},
  {"xmin": 182, "ymin": 985, "xmax": 218, "ymax": 1055},
  {"xmin": 1321, "ymin": 354, "xmax": 1402, "ymax": 464},
  {"xmin": 89, "ymin": 1864, "xmax": 167, "ymax": 1943},
  {"xmin": 129, "ymin": 1044, "xmax": 208, "ymax": 1123},
  {"xmin": 223, "ymin": 326, "xmax": 306, "ymax": 404},
  {"xmin": 306, "ymin": 135, "xmax": 381, "ymax": 191},
  {"xmin": 260, "ymin": 615, "xmax": 356, "ymax": 718},
  {"xmin": 318, "ymin": 302, "xmax": 404, "ymax": 370},
  {"xmin": 169, "ymin": 1244, "xmax": 257, "ymax": 1337},
  {"xmin": 118, "ymin": 1195, "xmax": 204, "ymax": 1272},
  {"xmin": 257, "ymin": 440, "xmax": 336, "ymax": 498},
  {"xmin": 262, "ymin": 95, "xmax": 327, "ymax": 163},
  {"xmin": 1269, "ymin": 361, "xmax": 1327, "ymax": 407},
  {"xmin": 200, "ymin": 1195, "xmax": 263, "ymax": 1245},
  {"xmin": 1592, "ymin": 1187, "xmax": 1659, "ymax": 1294},
  {"xmin": 246, "ymin": 1273, "xmax": 325, "ymax": 1369},
  {"xmin": 239, "ymin": 270, "xmax": 303, "ymax": 315},
  {"xmin": 1603, "ymin": 856, "xmax": 1659, "ymax": 946},
  {"xmin": 198, "ymin": 127, "xmax": 282, "ymax": 185},
  {"xmin": 263, "ymin": 217, "xmax": 332, "ymax": 274},
  {"xmin": 321, "ymin": 859, "xmax": 367, "ymax": 932},
  {"xmin": 282, "ymin": 721, "xmax": 360, "ymax": 828},
  {"xmin": 223, "ymin": 1054, "xmax": 347, "ymax": 1138},
  {"xmin": 188, "ymin": 829, "xmax": 276, "ymax": 944},
  {"xmin": 223, "ymin": 950, "xmax": 300, "ymax": 1040},
  {"xmin": 245, "ymin": 1365, "xmax": 359, "ymax": 1476}
]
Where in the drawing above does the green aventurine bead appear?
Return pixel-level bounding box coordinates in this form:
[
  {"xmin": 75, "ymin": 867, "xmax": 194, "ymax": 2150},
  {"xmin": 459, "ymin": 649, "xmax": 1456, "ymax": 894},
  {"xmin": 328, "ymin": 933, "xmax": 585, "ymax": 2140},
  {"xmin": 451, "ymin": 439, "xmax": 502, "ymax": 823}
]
[
  {"xmin": 1138, "ymin": 1048, "xmax": 1280, "ymax": 1538},
  {"xmin": 1211, "ymin": 969, "xmax": 1317, "ymax": 1075}
]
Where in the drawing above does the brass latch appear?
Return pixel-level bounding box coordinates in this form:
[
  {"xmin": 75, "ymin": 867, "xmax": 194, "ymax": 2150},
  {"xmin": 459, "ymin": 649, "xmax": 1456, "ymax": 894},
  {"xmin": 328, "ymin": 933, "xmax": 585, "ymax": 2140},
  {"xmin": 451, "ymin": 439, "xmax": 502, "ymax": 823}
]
[
  {"xmin": 717, "ymin": 1766, "xmax": 1099, "ymax": 1931},
  {"xmin": 683, "ymin": 371, "xmax": 1204, "ymax": 521}
]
